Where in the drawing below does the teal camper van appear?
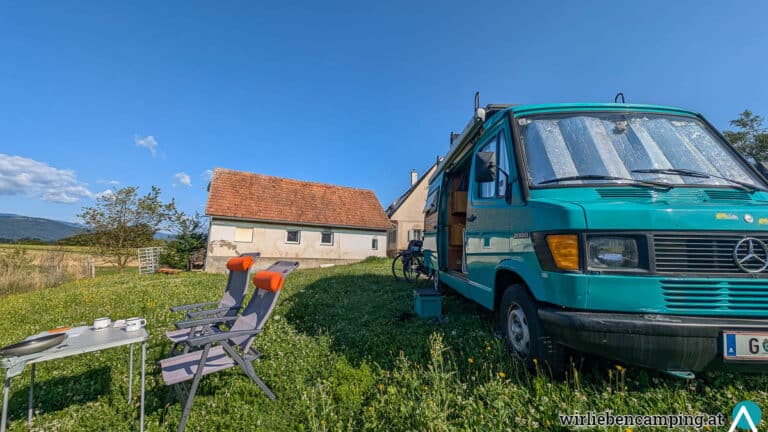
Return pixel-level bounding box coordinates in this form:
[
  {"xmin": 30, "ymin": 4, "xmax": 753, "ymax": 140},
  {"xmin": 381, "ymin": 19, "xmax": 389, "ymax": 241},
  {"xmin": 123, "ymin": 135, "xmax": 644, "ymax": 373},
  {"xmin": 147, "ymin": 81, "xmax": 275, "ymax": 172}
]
[{"xmin": 423, "ymin": 97, "xmax": 768, "ymax": 376}]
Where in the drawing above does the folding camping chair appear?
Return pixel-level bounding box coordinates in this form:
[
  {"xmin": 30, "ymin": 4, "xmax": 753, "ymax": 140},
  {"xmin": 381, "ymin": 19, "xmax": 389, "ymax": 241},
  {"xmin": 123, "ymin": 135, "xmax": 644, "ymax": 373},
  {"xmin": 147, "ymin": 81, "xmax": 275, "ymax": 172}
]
[
  {"xmin": 166, "ymin": 261, "xmax": 299, "ymax": 354},
  {"xmin": 160, "ymin": 261, "xmax": 299, "ymax": 432},
  {"xmin": 165, "ymin": 253, "xmax": 260, "ymax": 351}
]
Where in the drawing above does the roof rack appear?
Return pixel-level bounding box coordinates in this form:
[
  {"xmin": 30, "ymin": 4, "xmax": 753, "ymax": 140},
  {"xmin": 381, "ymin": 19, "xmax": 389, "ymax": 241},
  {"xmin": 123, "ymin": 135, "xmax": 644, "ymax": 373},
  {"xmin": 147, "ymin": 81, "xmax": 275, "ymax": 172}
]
[
  {"xmin": 430, "ymin": 93, "xmax": 515, "ymax": 184},
  {"xmin": 449, "ymin": 93, "xmax": 515, "ymax": 149}
]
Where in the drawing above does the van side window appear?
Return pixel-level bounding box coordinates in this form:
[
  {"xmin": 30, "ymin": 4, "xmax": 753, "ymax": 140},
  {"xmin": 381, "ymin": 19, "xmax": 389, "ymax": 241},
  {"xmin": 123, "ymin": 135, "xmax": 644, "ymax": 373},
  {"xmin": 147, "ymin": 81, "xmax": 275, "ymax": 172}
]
[
  {"xmin": 497, "ymin": 133, "xmax": 509, "ymax": 198},
  {"xmin": 424, "ymin": 189, "xmax": 439, "ymax": 215},
  {"xmin": 477, "ymin": 138, "xmax": 497, "ymax": 198}
]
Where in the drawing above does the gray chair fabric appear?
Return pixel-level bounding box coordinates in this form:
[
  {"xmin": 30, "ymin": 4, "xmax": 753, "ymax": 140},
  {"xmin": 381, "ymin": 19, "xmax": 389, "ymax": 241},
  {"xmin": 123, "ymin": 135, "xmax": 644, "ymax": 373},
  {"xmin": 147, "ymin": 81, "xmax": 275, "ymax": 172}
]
[
  {"xmin": 160, "ymin": 260, "xmax": 299, "ymax": 432},
  {"xmin": 161, "ymin": 346, "xmax": 234, "ymax": 386},
  {"xmin": 165, "ymin": 253, "xmax": 260, "ymax": 347}
]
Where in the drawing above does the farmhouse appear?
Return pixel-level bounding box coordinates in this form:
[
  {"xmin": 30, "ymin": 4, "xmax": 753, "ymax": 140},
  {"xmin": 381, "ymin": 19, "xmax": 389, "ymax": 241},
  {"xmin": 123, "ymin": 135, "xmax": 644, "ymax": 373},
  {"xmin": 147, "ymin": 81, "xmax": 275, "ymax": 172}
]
[
  {"xmin": 204, "ymin": 168, "xmax": 390, "ymax": 272},
  {"xmin": 385, "ymin": 161, "xmax": 439, "ymax": 256}
]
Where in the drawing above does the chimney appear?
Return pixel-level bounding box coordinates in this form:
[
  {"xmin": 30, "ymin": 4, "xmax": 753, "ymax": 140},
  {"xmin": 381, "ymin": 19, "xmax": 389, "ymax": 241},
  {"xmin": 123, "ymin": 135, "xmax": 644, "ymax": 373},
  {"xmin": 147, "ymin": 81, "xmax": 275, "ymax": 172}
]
[{"xmin": 410, "ymin": 169, "xmax": 418, "ymax": 186}]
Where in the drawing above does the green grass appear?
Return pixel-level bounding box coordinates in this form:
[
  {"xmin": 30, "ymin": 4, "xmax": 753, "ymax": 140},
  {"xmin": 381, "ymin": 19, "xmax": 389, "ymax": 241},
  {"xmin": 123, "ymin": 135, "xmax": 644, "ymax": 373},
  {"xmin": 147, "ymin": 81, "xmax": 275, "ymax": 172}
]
[{"xmin": 0, "ymin": 258, "xmax": 766, "ymax": 431}]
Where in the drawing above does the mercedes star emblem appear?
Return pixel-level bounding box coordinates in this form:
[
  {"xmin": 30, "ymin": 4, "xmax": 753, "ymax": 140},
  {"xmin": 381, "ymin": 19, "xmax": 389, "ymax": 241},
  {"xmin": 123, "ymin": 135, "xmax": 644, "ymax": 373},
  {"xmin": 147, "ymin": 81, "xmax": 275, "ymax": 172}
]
[{"xmin": 733, "ymin": 237, "xmax": 768, "ymax": 273}]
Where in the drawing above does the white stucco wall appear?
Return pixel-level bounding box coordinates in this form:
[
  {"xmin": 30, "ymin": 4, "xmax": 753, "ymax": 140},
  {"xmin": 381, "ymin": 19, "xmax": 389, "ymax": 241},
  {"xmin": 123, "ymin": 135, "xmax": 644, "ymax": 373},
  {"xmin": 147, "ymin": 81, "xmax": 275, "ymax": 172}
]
[{"xmin": 205, "ymin": 219, "xmax": 387, "ymax": 272}]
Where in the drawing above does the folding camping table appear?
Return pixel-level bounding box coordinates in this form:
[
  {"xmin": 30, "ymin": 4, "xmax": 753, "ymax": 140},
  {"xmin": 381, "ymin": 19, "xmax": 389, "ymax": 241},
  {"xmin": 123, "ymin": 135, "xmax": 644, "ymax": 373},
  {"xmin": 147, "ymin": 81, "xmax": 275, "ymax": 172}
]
[{"xmin": 0, "ymin": 325, "xmax": 148, "ymax": 432}]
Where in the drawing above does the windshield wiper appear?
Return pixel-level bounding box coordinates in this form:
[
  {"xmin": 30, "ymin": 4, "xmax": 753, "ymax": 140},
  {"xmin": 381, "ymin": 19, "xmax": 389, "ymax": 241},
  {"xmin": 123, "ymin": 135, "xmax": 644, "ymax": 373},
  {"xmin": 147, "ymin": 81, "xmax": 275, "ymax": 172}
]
[
  {"xmin": 539, "ymin": 174, "xmax": 673, "ymax": 190},
  {"xmin": 631, "ymin": 168, "xmax": 764, "ymax": 192}
]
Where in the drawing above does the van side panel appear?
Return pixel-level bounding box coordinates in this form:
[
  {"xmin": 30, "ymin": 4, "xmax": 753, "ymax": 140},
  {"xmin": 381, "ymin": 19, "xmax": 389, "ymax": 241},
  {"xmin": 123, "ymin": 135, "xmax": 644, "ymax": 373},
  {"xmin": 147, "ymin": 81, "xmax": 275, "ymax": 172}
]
[{"xmin": 423, "ymin": 175, "xmax": 442, "ymax": 272}]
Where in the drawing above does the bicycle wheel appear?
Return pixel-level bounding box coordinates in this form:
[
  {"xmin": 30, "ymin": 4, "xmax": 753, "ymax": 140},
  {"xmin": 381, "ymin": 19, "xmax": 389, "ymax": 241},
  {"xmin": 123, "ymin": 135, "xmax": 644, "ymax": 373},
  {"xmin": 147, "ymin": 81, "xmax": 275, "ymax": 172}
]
[
  {"xmin": 422, "ymin": 261, "xmax": 434, "ymax": 281},
  {"xmin": 392, "ymin": 253, "xmax": 405, "ymax": 280},
  {"xmin": 403, "ymin": 254, "xmax": 422, "ymax": 282}
]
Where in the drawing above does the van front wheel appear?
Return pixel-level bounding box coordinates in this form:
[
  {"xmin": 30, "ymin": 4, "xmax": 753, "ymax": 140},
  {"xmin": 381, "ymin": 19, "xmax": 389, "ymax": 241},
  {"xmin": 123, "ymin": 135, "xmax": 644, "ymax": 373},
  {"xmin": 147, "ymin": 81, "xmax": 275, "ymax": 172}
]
[{"xmin": 499, "ymin": 285, "xmax": 567, "ymax": 376}]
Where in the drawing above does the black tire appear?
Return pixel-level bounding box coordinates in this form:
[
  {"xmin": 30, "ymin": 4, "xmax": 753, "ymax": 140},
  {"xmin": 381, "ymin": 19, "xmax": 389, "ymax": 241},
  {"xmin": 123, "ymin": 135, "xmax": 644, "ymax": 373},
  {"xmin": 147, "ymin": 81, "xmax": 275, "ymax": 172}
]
[
  {"xmin": 391, "ymin": 253, "xmax": 405, "ymax": 280},
  {"xmin": 498, "ymin": 284, "xmax": 568, "ymax": 376}
]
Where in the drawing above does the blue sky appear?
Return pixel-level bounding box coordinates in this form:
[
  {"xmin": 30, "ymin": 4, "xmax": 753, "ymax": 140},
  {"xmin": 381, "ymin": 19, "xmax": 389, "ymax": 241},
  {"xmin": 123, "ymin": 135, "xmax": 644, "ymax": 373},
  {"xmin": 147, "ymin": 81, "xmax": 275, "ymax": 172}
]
[{"xmin": 2, "ymin": 1, "xmax": 767, "ymax": 223}]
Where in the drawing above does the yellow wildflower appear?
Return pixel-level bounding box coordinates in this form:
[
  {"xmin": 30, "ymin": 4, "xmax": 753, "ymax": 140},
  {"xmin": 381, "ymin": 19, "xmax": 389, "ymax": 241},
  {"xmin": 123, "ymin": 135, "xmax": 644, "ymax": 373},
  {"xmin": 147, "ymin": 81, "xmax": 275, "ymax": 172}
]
[
  {"xmin": 498, "ymin": 372, "xmax": 506, "ymax": 379},
  {"xmin": 467, "ymin": 357, "xmax": 474, "ymax": 364}
]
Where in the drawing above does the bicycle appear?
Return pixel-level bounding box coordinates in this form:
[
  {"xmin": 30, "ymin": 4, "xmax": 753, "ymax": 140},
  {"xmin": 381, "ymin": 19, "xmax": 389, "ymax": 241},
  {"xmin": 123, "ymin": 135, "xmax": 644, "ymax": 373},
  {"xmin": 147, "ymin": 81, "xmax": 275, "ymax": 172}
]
[{"xmin": 391, "ymin": 240, "xmax": 433, "ymax": 282}]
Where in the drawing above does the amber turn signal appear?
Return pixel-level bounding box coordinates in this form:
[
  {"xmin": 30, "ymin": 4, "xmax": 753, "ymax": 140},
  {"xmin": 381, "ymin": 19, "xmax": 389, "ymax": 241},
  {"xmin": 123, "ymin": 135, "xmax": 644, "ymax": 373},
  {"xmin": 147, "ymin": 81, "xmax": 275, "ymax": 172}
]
[{"xmin": 546, "ymin": 234, "xmax": 579, "ymax": 271}]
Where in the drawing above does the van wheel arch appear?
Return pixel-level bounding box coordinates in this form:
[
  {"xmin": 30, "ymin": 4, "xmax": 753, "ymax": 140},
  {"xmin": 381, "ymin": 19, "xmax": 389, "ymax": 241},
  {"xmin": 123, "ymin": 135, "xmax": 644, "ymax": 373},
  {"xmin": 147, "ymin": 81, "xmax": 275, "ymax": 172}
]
[
  {"xmin": 494, "ymin": 270, "xmax": 530, "ymax": 311},
  {"xmin": 495, "ymin": 273, "xmax": 568, "ymax": 376}
]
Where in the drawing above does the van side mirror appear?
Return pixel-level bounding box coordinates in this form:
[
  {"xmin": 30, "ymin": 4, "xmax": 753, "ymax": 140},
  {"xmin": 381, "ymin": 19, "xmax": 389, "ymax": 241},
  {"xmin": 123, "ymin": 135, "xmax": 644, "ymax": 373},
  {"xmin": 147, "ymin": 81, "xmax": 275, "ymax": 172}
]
[{"xmin": 475, "ymin": 151, "xmax": 496, "ymax": 183}]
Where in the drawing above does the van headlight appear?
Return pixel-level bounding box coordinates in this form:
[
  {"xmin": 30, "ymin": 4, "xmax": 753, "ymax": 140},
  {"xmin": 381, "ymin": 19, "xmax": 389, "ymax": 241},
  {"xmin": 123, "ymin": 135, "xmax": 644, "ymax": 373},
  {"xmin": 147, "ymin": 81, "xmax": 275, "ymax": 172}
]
[{"xmin": 587, "ymin": 237, "xmax": 639, "ymax": 269}]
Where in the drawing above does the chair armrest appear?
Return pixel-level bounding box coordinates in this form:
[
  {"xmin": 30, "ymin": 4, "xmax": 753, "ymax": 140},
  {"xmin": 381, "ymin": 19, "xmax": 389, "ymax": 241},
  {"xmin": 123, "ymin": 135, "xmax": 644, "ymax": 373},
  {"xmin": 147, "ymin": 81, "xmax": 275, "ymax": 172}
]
[
  {"xmin": 175, "ymin": 316, "xmax": 232, "ymax": 329},
  {"xmin": 186, "ymin": 329, "xmax": 262, "ymax": 347},
  {"xmin": 169, "ymin": 301, "xmax": 218, "ymax": 313},
  {"xmin": 186, "ymin": 306, "xmax": 237, "ymax": 319}
]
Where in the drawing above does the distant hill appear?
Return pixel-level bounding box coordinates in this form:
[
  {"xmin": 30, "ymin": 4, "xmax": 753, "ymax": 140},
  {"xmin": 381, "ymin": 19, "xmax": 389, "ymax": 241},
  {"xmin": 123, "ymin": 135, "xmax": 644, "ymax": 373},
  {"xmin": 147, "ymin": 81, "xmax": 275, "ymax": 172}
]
[{"xmin": 0, "ymin": 214, "xmax": 85, "ymax": 242}]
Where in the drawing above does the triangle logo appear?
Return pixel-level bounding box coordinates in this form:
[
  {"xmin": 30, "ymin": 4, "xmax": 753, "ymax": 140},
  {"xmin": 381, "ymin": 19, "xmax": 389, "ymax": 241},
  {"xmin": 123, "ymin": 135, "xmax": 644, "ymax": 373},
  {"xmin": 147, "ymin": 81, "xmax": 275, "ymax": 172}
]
[{"xmin": 728, "ymin": 405, "xmax": 758, "ymax": 432}]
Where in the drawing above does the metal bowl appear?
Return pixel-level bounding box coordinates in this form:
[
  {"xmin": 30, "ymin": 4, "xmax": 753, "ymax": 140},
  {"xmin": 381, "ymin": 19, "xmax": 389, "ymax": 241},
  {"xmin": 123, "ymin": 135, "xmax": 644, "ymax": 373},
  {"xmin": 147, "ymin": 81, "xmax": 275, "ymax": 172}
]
[{"xmin": 0, "ymin": 333, "xmax": 67, "ymax": 358}]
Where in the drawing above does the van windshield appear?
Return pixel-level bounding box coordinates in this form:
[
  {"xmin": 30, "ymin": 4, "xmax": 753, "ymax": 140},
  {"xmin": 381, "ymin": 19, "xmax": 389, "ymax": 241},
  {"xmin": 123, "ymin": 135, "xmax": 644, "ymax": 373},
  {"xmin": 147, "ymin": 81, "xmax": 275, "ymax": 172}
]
[{"xmin": 517, "ymin": 112, "xmax": 764, "ymax": 189}]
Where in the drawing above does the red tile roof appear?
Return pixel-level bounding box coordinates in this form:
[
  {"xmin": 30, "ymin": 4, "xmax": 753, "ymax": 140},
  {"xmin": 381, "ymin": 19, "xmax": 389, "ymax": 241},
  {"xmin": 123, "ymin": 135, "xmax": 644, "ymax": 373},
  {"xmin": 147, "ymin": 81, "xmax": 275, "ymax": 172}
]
[{"xmin": 205, "ymin": 168, "xmax": 392, "ymax": 231}]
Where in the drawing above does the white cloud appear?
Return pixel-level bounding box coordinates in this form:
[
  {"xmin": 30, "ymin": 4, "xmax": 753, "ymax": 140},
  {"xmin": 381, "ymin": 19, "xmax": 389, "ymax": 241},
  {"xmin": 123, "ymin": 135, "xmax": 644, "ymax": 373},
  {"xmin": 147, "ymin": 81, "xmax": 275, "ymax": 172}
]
[
  {"xmin": 0, "ymin": 154, "xmax": 96, "ymax": 203},
  {"xmin": 98, "ymin": 179, "xmax": 120, "ymax": 186},
  {"xmin": 134, "ymin": 135, "xmax": 158, "ymax": 157},
  {"xmin": 96, "ymin": 189, "xmax": 114, "ymax": 198},
  {"xmin": 174, "ymin": 172, "xmax": 192, "ymax": 187},
  {"xmin": 202, "ymin": 169, "xmax": 213, "ymax": 182}
]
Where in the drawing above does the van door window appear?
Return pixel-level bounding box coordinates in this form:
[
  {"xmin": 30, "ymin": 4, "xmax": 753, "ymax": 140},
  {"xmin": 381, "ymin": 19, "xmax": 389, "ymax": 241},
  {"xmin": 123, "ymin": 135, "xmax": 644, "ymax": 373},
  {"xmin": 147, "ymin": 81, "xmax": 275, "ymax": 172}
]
[
  {"xmin": 477, "ymin": 137, "xmax": 498, "ymax": 198},
  {"xmin": 497, "ymin": 132, "xmax": 509, "ymax": 198}
]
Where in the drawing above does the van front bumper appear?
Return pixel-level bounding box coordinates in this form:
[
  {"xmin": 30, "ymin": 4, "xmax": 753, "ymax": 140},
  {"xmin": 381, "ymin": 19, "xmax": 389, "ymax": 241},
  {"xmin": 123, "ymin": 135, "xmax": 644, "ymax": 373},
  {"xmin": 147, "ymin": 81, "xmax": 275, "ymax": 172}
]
[{"xmin": 539, "ymin": 308, "xmax": 768, "ymax": 372}]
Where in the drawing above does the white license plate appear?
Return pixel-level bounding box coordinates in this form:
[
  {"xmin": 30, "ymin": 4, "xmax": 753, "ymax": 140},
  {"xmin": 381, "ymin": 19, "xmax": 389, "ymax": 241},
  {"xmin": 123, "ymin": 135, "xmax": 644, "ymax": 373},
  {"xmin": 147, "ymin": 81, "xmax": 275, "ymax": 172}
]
[{"xmin": 723, "ymin": 331, "xmax": 768, "ymax": 361}]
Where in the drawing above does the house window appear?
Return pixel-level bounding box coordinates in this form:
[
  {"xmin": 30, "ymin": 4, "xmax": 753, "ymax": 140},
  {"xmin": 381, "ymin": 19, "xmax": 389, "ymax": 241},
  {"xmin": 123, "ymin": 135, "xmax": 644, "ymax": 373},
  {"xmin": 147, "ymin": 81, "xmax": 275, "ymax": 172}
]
[
  {"xmin": 235, "ymin": 227, "xmax": 253, "ymax": 243},
  {"xmin": 388, "ymin": 228, "xmax": 397, "ymax": 244},
  {"xmin": 372, "ymin": 238, "xmax": 379, "ymax": 250},
  {"xmin": 408, "ymin": 229, "xmax": 423, "ymax": 241},
  {"xmin": 286, "ymin": 230, "xmax": 301, "ymax": 244},
  {"xmin": 321, "ymin": 231, "xmax": 333, "ymax": 245}
]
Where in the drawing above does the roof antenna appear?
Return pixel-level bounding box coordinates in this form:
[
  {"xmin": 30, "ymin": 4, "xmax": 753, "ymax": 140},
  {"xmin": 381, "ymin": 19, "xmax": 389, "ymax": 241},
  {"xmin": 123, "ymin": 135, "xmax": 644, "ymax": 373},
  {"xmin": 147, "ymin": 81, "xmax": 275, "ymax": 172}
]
[{"xmin": 614, "ymin": 92, "xmax": 626, "ymax": 103}]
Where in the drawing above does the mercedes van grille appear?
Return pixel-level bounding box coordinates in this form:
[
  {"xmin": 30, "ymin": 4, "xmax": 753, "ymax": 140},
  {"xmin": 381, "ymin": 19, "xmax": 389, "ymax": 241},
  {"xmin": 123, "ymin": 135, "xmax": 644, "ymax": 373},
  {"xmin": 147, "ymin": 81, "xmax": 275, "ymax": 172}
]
[
  {"xmin": 661, "ymin": 279, "xmax": 768, "ymax": 313},
  {"xmin": 653, "ymin": 233, "xmax": 768, "ymax": 276}
]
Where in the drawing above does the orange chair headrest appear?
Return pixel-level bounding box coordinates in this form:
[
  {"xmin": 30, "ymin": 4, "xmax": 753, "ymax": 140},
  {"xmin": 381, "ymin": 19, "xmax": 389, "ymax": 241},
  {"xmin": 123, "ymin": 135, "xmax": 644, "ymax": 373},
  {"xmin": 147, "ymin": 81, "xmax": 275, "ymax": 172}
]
[
  {"xmin": 226, "ymin": 256, "xmax": 255, "ymax": 272},
  {"xmin": 253, "ymin": 271, "xmax": 284, "ymax": 292}
]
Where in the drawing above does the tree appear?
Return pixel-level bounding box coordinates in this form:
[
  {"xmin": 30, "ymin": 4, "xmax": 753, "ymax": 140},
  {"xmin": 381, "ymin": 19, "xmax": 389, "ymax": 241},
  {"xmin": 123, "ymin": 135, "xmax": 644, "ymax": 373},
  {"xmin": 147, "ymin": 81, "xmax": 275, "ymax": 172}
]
[
  {"xmin": 78, "ymin": 186, "xmax": 175, "ymax": 272},
  {"xmin": 160, "ymin": 211, "xmax": 208, "ymax": 270},
  {"xmin": 57, "ymin": 232, "xmax": 99, "ymax": 246},
  {"xmin": 723, "ymin": 109, "xmax": 768, "ymax": 162}
]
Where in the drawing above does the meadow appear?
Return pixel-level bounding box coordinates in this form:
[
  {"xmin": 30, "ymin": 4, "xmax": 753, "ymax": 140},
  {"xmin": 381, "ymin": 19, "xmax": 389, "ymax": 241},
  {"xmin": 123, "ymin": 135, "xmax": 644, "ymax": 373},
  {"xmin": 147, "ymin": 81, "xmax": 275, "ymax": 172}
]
[
  {"xmin": 0, "ymin": 258, "xmax": 765, "ymax": 431},
  {"xmin": 0, "ymin": 244, "xmax": 135, "ymax": 295}
]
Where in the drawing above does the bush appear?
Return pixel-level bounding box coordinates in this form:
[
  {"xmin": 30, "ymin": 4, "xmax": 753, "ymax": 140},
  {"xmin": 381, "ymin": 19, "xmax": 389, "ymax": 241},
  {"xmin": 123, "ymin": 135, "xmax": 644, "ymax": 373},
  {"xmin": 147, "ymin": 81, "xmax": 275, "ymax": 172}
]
[{"xmin": 160, "ymin": 212, "xmax": 207, "ymax": 270}]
